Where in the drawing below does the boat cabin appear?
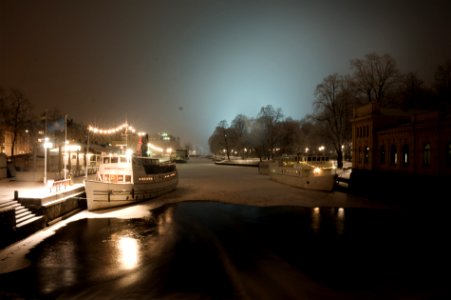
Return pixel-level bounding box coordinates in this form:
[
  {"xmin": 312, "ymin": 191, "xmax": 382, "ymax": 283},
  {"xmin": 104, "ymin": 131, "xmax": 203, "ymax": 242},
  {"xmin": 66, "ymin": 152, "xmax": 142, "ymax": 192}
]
[{"xmin": 96, "ymin": 154, "xmax": 133, "ymax": 184}]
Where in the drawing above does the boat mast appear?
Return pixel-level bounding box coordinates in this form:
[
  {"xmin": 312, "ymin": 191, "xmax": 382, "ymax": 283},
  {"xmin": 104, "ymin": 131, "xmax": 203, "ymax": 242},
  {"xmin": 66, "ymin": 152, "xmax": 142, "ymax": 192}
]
[{"xmin": 125, "ymin": 120, "xmax": 128, "ymax": 150}]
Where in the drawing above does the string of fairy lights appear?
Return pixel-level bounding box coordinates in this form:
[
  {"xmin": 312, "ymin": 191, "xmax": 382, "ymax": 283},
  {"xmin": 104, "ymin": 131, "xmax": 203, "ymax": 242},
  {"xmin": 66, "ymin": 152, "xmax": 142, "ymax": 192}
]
[
  {"xmin": 87, "ymin": 122, "xmax": 137, "ymax": 135},
  {"xmin": 87, "ymin": 122, "xmax": 170, "ymax": 154}
]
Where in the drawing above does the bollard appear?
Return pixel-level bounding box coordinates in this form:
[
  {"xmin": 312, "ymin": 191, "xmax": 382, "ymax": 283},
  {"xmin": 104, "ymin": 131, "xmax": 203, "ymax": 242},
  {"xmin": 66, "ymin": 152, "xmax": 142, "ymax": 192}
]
[{"xmin": 14, "ymin": 190, "xmax": 18, "ymax": 200}]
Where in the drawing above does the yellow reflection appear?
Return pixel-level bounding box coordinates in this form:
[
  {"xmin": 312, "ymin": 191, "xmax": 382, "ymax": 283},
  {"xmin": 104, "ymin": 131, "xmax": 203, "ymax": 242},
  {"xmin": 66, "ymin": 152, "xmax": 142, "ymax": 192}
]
[
  {"xmin": 337, "ymin": 207, "xmax": 345, "ymax": 220},
  {"xmin": 311, "ymin": 207, "xmax": 320, "ymax": 233},
  {"xmin": 117, "ymin": 236, "xmax": 139, "ymax": 270},
  {"xmin": 158, "ymin": 206, "xmax": 174, "ymax": 235},
  {"xmin": 336, "ymin": 207, "xmax": 345, "ymax": 235}
]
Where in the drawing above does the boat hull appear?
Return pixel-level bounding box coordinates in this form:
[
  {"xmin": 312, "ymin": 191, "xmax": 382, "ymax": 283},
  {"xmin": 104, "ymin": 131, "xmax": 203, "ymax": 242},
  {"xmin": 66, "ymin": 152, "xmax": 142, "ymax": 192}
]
[
  {"xmin": 270, "ymin": 171, "xmax": 336, "ymax": 192},
  {"xmin": 85, "ymin": 175, "xmax": 178, "ymax": 211}
]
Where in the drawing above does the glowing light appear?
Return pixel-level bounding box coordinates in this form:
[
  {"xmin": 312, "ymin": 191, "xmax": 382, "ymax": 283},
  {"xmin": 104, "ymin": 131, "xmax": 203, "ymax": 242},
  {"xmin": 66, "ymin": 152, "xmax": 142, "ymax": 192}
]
[
  {"xmin": 313, "ymin": 167, "xmax": 322, "ymax": 175},
  {"xmin": 63, "ymin": 144, "xmax": 81, "ymax": 152},
  {"xmin": 311, "ymin": 207, "xmax": 320, "ymax": 233},
  {"xmin": 88, "ymin": 122, "xmax": 138, "ymax": 135},
  {"xmin": 117, "ymin": 236, "xmax": 139, "ymax": 270},
  {"xmin": 43, "ymin": 138, "xmax": 53, "ymax": 149},
  {"xmin": 148, "ymin": 143, "xmax": 163, "ymax": 152},
  {"xmin": 337, "ymin": 207, "xmax": 345, "ymax": 235},
  {"xmin": 125, "ymin": 148, "xmax": 133, "ymax": 157},
  {"xmin": 337, "ymin": 207, "xmax": 345, "ymax": 219}
]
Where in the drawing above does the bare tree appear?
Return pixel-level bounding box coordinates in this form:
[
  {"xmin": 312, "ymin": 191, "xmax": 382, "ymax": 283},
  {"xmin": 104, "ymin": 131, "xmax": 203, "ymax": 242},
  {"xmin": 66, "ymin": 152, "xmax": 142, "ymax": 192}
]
[
  {"xmin": 230, "ymin": 114, "xmax": 251, "ymax": 157},
  {"xmin": 434, "ymin": 60, "xmax": 451, "ymax": 106},
  {"xmin": 3, "ymin": 89, "xmax": 33, "ymax": 162},
  {"xmin": 351, "ymin": 52, "xmax": 400, "ymax": 106},
  {"xmin": 314, "ymin": 74, "xmax": 354, "ymax": 168},
  {"xmin": 395, "ymin": 72, "xmax": 434, "ymax": 110},
  {"xmin": 208, "ymin": 120, "xmax": 231, "ymax": 160},
  {"xmin": 278, "ymin": 118, "xmax": 302, "ymax": 155},
  {"xmin": 254, "ymin": 105, "xmax": 284, "ymax": 160}
]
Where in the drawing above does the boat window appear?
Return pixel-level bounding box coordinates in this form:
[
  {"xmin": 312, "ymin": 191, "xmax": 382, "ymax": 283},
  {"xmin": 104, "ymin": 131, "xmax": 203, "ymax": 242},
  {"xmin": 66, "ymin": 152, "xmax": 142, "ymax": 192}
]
[
  {"xmin": 125, "ymin": 175, "xmax": 131, "ymax": 182},
  {"xmin": 120, "ymin": 157, "xmax": 128, "ymax": 163},
  {"xmin": 111, "ymin": 157, "xmax": 119, "ymax": 163},
  {"xmin": 118, "ymin": 175, "xmax": 124, "ymax": 182},
  {"xmin": 103, "ymin": 157, "xmax": 110, "ymax": 164}
]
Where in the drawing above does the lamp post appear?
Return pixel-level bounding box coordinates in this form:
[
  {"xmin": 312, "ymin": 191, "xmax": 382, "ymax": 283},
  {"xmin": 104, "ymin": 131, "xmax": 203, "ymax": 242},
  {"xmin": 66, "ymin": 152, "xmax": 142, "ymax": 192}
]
[
  {"xmin": 85, "ymin": 130, "xmax": 90, "ymax": 178},
  {"xmin": 43, "ymin": 137, "xmax": 53, "ymax": 184},
  {"xmin": 63, "ymin": 140, "xmax": 69, "ymax": 180}
]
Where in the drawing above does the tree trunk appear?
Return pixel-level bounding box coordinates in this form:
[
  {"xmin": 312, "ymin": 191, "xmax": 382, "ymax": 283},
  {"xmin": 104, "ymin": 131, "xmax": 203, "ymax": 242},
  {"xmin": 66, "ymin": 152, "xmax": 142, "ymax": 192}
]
[{"xmin": 336, "ymin": 149, "xmax": 343, "ymax": 169}]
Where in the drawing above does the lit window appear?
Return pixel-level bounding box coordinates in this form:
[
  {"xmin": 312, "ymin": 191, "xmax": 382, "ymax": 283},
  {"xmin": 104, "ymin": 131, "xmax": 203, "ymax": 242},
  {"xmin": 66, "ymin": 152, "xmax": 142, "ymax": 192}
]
[
  {"xmin": 402, "ymin": 144, "xmax": 409, "ymax": 166},
  {"xmin": 423, "ymin": 144, "xmax": 431, "ymax": 167},
  {"xmin": 390, "ymin": 145, "xmax": 397, "ymax": 166},
  {"xmin": 364, "ymin": 146, "xmax": 369, "ymax": 164},
  {"xmin": 379, "ymin": 146, "xmax": 386, "ymax": 165}
]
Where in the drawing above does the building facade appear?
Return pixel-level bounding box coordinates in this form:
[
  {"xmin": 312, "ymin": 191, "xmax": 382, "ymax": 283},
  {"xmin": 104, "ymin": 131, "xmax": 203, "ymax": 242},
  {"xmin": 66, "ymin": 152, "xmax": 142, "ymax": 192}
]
[{"xmin": 351, "ymin": 103, "xmax": 451, "ymax": 193}]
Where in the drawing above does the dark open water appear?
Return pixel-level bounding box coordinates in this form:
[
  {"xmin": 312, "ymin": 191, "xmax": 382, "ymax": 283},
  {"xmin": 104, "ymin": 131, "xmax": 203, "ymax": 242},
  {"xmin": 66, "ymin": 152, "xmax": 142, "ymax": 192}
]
[{"xmin": 1, "ymin": 201, "xmax": 450, "ymax": 299}]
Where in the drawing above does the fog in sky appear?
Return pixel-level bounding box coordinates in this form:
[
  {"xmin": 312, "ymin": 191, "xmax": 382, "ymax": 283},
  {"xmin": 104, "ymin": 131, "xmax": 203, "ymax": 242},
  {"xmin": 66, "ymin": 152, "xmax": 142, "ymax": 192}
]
[{"xmin": 1, "ymin": 0, "xmax": 450, "ymax": 152}]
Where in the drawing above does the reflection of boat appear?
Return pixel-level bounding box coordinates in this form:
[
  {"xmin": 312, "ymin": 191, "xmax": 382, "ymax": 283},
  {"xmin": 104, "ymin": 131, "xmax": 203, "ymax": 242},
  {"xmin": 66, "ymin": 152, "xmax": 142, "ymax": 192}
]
[
  {"xmin": 268, "ymin": 155, "xmax": 337, "ymax": 191},
  {"xmin": 84, "ymin": 153, "xmax": 178, "ymax": 211}
]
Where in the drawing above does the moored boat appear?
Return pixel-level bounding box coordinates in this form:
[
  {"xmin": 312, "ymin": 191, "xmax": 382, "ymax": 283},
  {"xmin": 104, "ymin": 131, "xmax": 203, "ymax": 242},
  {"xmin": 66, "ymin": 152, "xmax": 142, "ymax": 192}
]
[
  {"xmin": 84, "ymin": 153, "xmax": 178, "ymax": 211},
  {"xmin": 268, "ymin": 155, "xmax": 337, "ymax": 191}
]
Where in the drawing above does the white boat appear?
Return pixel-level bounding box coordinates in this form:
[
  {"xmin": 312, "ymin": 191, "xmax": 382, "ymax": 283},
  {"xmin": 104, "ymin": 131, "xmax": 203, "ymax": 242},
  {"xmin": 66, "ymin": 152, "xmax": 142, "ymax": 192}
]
[
  {"xmin": 84, "ymin": 153, "xmax": 178, "ymax": 211},
  {"xmin": 268, "ymin": 155, "xmax": 337, "ymax": 191}
]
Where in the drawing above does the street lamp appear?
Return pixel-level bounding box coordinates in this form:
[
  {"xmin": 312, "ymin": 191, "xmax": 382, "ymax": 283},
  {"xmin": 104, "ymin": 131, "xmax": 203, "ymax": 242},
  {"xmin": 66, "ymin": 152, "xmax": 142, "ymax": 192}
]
[
  {"xmin": 64, "ymin": 140, "xmax": 69, "ymax": 179},
  {"xmin": 43, "ymin": 137, "xmax": 53, "ymax": 184}
]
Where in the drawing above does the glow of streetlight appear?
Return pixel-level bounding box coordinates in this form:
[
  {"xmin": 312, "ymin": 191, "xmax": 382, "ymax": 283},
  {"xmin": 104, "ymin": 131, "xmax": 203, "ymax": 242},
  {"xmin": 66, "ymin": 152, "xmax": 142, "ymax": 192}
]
[{"xmin": 43, "ymin": 138, "xmax": 53, "ymax": 184}]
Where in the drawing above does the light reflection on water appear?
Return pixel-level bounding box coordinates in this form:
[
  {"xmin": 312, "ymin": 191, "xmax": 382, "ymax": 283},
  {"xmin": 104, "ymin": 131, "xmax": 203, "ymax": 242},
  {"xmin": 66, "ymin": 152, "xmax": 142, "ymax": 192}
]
[
  {"xmin": 311, "ymin": 206, "xmax": 321, "ymax": 233},
  {"xmin": 157, "ymin": 206, "xmax": 174, "ymax": 235},
  {"xmin": 116, "ymin": 236, "xmax": 139, "ymax": 270},
  {"xmin": 4, "ymin": 202, "xmax": 448, "ymax": 299},
  {"xmin": 310, "ymin": 206, "xmax": 345, "ymax": 235},
  {"xmin": 336, "ymin": 207, "xmax": 345, "ymax": 235}
]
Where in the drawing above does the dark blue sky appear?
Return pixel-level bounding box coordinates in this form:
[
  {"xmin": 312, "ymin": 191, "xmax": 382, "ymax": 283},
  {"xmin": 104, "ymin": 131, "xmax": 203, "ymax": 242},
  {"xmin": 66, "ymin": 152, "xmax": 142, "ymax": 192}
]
[{"xmin": 1, "ymin": 0, "xmax": 450, "ymax": 152}]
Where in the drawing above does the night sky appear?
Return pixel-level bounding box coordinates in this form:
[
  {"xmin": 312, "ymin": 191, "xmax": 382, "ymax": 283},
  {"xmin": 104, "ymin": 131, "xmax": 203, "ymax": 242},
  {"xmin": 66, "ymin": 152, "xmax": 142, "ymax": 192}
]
[{"xmin": 1, "ymin": 0, "xmax": 450, "ymax": 152}]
